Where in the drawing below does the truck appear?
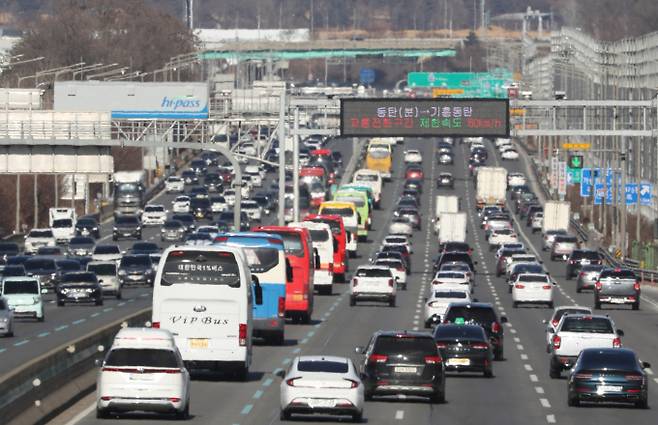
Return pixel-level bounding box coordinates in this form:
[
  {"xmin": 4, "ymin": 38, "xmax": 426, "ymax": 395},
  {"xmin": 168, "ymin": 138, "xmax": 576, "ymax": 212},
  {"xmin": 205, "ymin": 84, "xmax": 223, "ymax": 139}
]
[
  {"xmin": 113, "ymin": 171, "xmax": 145, "ymax": 216},
  {"xmin": 542, "ymin": 201, "xmax": 570, "ymax": 234},
  {"xmin": 438, "ymin": 212, "xmax": 467, "ymax": 245},
  {"xmin": 49, "ymin": 208, "xmax": 76, "ymax": 244},
  {"xmin": 549, "ymin": 314, "xmax": 623, "ymax": 378},
  {"xmin": 475, "ymin": 167, "xmax": 508, "ymax": 209},
  {"xmin": 433, "ymin": 195, "xmax": 460, "ymax": 234}
]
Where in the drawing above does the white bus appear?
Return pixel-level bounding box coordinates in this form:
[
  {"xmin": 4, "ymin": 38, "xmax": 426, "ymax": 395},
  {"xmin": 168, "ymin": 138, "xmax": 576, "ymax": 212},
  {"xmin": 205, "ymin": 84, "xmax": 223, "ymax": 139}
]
[{"xmin": 152, "ymin": 245, "xmax": 262, "ymax": 380}]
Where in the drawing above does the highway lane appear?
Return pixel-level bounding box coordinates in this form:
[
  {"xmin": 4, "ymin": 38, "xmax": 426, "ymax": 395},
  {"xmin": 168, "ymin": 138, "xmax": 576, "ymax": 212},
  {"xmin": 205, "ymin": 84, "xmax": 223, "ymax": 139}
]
[
  {"xmin": 69, "ymin": 137, "xmax": 554, "ymax": 425},
  {"xmin": 0, "ymin": 139, "xmax": 354, "ymax": 377}
]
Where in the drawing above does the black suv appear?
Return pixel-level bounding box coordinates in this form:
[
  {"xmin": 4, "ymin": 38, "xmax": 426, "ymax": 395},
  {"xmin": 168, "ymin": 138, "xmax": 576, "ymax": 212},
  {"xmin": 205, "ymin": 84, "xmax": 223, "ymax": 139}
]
[
  {"xmin": 356, "ymin": 331, "xmax": 445, "ymax": 403},
  {"xmin": 75, "ymin": 217, "xmax": 100, "ymax": 239},
  {"xmin": 434, "ymin": 252, "xmax": 477, "ymax": 275},
  {"xmin": 566, "ymin": 249, "xmax": 604, "ymax": 280},
  {"xmin": 443, "ymin": 302, "xmax": 507, "ymax": 360},
  {"xmin": 112, "ymin": 215, "xmax": 141, "ymax": 241}
]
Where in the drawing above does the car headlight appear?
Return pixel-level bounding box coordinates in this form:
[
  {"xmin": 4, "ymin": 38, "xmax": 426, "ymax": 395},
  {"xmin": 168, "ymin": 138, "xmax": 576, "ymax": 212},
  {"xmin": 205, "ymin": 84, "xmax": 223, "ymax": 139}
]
[
  {"xmin": 59, "ymin": 288, "xmax": 68, "ymax": 294},
  {"xmin": 0, "ymin": 317, "xmax": 8, "ymax": 323},
  {"xmin": 118, "ymin": 269, "xmax": 127, "ymax": 276},
  {"xmin": 136, "ymin": 226, "xmax": 141, "ymax": 231},
  {"xmin": 85, "ymin": 288, "xmax": 94, "ymax": 293},
  {"xmin": 113, "ymin": 227, "xmax": 118, "ymax": 231},
  {"xmin": 33, "ymin": 296, "xmax": 40, "ymax": 304}
]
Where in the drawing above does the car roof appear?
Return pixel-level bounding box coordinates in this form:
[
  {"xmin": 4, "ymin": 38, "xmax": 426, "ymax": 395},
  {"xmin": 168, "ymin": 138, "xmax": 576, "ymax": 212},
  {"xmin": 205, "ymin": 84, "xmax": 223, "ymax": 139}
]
[
  {"xmin": 111, "ymin": 327, "xmax": 177, "ymax": 350},
  {"xmin": 554, "ymin": 305, "xmax": 591, "ymax": 312},
  {"xmin": 295, "ymin": 355, "xmax": 349, "ymax": 364},
  {"xmin": 2, "ymin": 276, "xmax": 38, "ymax": 282},
  {"xmin": 357, "ymin": 265, "xmax": 391, "ymax": 271},
  {"xmin": 374, "ymin": 330, "xmax": 433, "ymax": 338}
]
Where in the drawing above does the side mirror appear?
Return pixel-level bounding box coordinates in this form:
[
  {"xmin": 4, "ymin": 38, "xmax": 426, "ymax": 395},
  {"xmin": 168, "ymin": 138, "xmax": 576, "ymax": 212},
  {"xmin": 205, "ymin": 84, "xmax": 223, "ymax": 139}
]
[
  {"xmin": 616, "ymin": 329, "xmax": 625, "ymax": 337},
  {"xmin": 94, "ymin": 359, "xmax": 102, "ymax": 367},
  {"xmin": 642, "ymin": 361, "xmax": 651, "ymax": 369},
  {"xmin": 500, "ymin": 316, "xmax": 508, "ymax": 323},
  {"xmin": 275, "ymin": 369, "xmax": 286, "ymax": 378},
  {"xmin": 424, "ymin": 297, "xmax": 428, "ymax": 302},
  {"xmin": 354, "ymin": 346, "xmax": 365, "ymax": 354},
  {"xmin": 252, "ymin": 276, "xmax": 263, "ymax": 305}
]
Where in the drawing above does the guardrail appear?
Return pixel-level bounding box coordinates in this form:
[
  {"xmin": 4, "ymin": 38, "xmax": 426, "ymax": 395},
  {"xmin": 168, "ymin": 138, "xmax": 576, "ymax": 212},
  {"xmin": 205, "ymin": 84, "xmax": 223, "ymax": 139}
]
[{"xmin": 0, "ymin": 308, "xmax": 151, "ymax": 425}]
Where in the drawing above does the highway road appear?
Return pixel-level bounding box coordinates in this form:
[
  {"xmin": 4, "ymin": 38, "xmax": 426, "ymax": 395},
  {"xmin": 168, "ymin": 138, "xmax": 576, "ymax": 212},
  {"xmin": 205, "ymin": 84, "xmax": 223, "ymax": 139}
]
[
  {"xmin": 43, "ymin": 136, "xmax": 658, "ymax": 424},
  {"xmin": 0, "ymin": 139, "xmax": 354, "ymax": 377}
]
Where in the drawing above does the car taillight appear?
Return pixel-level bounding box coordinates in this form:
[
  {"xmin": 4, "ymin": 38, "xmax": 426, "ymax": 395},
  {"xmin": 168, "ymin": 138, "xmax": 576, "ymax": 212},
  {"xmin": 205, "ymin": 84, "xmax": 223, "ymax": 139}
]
[
  {"xmin": 574, "ymin": 373, "xmax": 593, "ymax": 379},
  {"xmin": 239, "ymin": 323, "xmax": 247, "ymax": 346},
  {"xmin": 595, "ymin": 281, "xmax": 602, "ymax": 291},
  {"xmin": 515, "ymin": 284, "xmax": 525, "ymax": 289},
  {"xmin": 424, "ymin": 355, "xmax": 442, "ymax": 364},
  {"xmin": 634, "ymin": 282, "xmax": 641, "ymax": 291},
  {"xmin": 344, "ymin": 379, "xmax": 360, "ymax": 388},
  {"xmin": 397, "ymin": 266, "xmax": 405, "ymax": 271},
  {"xmin": 388, "ymin": 279, "xmax": 394, "ymax": 288},
  {"xmin": 551, "ymin": 319, "xmax": 559, "ymax": 328},
  {"xmin": 626, "ymin": 374, "xmax": 644, "ymax": 381},
  {"xmin": 491, "ymin": 322, "xmax": 501, "ymax": 334},
  {"xmin": 278, "ymin": 297, "xmax": 285, "ymax": 318},
  {"xmin": 578, "ymin": 272, "xmax": 585, "ymax": 278},
  {"xmin": 328, "ymin": 263, "xmax": 333, "ymax": 272},
  {"xmin": 613, "ymin": 337, "xmax": 622, "ymax": 348},
  {"xmin": 471, "ymin": 343, "xmax": 489, "ymax": 350},
  {"xmin": 368, "ymin": 354, "xmax": 388, "ymax": 364},
  {"xmin": 151, "ymin": 322, "xmax": 160, "ymax": 328},
  {"xmin": 352, "ymin": 278, "xmax": 358, "ymax": 287},
  {"xmin": 552, "ymin": 335, "xmax": 561, "ymax": 350},
  {"xmin": 286, "ymin": 377, "xmax": 300, "ymax": 386},
  {"xmin": 542, "ymin": 285, "xmax": 552, "ymax": 290},
  {"xmin": 436, "ymin": 342, "xmax": 447, "ymax": 349}
]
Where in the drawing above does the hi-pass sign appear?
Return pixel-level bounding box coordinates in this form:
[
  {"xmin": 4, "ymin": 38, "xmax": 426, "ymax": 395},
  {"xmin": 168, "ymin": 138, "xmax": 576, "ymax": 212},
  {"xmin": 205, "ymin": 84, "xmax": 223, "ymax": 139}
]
[{"xmin": 340, "ymin": 98, "xmax": 510, "ymax": 137}]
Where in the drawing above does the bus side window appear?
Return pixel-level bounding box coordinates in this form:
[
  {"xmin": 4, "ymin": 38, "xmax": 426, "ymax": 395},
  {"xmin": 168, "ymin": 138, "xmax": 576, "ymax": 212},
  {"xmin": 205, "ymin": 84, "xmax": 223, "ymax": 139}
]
[
  {"xmin": 252, "ymin": 275, "xmax": 263, "ymax": 305},
  {"xmin": 333, "ymin": 237, "xmax": 339, "ymax": 252},
  {"xmin": 285, "ymin": 258, "xmax": 294, "ymax": 283},
  {"xmin": 313, "ymin": 248, "xmax": 321, "ymax": 269}
]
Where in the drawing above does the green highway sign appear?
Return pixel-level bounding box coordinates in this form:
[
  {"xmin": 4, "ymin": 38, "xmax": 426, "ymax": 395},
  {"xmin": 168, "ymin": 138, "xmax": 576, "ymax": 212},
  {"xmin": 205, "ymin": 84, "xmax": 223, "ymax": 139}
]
[
  {"xmin": 407, "ymin": 71, "xmax": 512, "ymax": 99},
  {"xmin": 567, "ymin": 167, "xmax": 582, "ymax": 184},
  {"xmin": 568, "ymin": 155, "xmax": 584, "ymax": 169}
]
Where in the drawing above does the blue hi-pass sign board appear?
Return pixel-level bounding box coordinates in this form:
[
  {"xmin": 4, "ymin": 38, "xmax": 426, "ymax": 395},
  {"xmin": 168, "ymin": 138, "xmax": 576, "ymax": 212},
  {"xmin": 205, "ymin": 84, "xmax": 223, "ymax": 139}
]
[
  {"xmin": 641, "ymin": 182, "xmax": 653, "ymax": 206},
  {"xmin": 580, "ymin": 168, "xmax": 593, "ymax": 197}
]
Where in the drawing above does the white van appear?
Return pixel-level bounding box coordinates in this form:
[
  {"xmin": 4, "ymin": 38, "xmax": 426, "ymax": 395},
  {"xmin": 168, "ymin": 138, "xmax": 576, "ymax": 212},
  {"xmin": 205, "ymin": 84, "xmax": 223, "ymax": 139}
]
[
  {"xmin": 152, "ymin": 245, "xmax": 260, "ymax": 380},
  {"xmin": 289, "ymin": 221, "xmax": 335, "ymax": 295},
  {"xmin": 352, "ymin": 169, "xmax": 383, "ymax": 207}
]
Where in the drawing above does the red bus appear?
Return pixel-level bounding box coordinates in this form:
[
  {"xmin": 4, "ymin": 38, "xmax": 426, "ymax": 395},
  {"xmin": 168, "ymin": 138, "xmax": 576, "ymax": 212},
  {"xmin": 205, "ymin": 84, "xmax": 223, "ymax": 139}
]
[
  {"xmin": 252, "ymin": 226, "xmax": 314, "ymax": 323},
  {"xmin": 304, "ymin": 214, "xmax": 348, "ymax": 282}
]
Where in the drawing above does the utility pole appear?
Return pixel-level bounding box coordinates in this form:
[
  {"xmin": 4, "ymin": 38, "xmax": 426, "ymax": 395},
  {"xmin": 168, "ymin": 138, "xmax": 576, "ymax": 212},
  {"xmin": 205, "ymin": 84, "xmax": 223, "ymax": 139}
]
[
  {"xmin": 293, "ymin": 108, "xmax": 300, "ymax": 222},
  {"xmin": 620, "ymin": 136, "xmax": 627, "ymax": 255},
  {"xmin": 277, "ymin": 89, "xmax": 287, "ymax": 226}
]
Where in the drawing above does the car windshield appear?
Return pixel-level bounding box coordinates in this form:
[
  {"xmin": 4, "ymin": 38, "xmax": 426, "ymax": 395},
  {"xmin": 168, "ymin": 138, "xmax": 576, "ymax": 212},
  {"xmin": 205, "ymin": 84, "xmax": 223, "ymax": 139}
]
[
  {"xmin": 144, "ymin": 205, "xmax": 164, "ymax": 212},
  {"xmin": 29, "ymin": 230, "xmax": 53, "ymax": 238},
  {"xmin": 161, "ymin": 250, "xmax": 241, "ymax": 286},
  {"xmin": 561, "ymin": 317, "xmax": 614, "ymax": 333},
  {"xmin": 164, "ymin": 221, "xmax": 183, "ymax": 229},
  {"xmin": 70, "ymin": 237, "xmax": 94, "ymax": 246},
  {"xmin": 355, "ymin": 268, "xmax": 392, "ymax": 278},
  {"xmin": 115, "ymin": 216, "xmax": 138, "ymax": 225},
  {"xmin": 433, "ymin": 325, "xmax": 486, "ymax": 340},
  {"xmin": 132, "ymin": 243, "xmax": 158, "ymax": 252},
  {"xmin": 61, "ymin": 273, "xmax": 96, "ymax": 284},
  {"xmin": 579, "ymin": 350, "xmax": 638, "ymax": 370},
  {"xmin": 3, "ymin": 279, "xmax": 38, "ymax": 294},
  {"xmin": 105, "ymin": 349, "xmax": 179, "ymax": 368},
  {"xmin": 38, "ymin": 247, "xmax": 62, "ymax": 255},
  {"xmin": 52, "ymin": 219, "xmax": 72, "ymax": 228},
  {"xmin": 121, "ymin": 256, "xmax": 151, "ymax": 267},
  {"xmin": 297, "ymin": 360, "xmax": 349, "ymax": 373},
  {"xmin": 94, "ymin": 245, "xmax": 120, "ymax": 254},
  {"xmin": 24, "ymin": 259, "xmax": 56, "ymax": 272},
  {"xmin": 175, "ymin": 197, "xmax": 189, "ymax": 202},
  {"xmin": 87, "ymin": 264, "xmax": 117, "ymax": 275}
]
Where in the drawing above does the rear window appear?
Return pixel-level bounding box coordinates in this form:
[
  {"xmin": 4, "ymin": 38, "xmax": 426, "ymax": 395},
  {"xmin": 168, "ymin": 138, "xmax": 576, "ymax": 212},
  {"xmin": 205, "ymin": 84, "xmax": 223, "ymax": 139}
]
[
  {"xmin": 115, "ymin": 216, "xmax": 139, "ymax": 225},
  {"xmin": 1, "ymin": 266, "xmax": 25, "ymax": 277},
  {"xmin": 599, "ymin": 269, "xmax": 636, "ymax": 279},
  {"xmin": 561, "ymin": 317, "xmax": 614, "ymax": 333},
  {"xmin": 268, "ymin": 232, "xmax": 304, "ymax": 257},
  {"xmin": 308, "ymin": 219, "xmax": 340, "ymax": 235},
  {"xmin": 437, "ymin": 272, "xmax": 466, "ymax": 279},
  {"xmin": 355, "ymin": 174, "xmax": 377, "ymax": 182},
  {"xmin": 573, "ymin": 251, "xmax": 600, "ymax": 260},
  {"xmin": 120, "ymin": 256, "xmax": 151, "ymax": 267},
  {"xmin": 321, "ymin": 207, "xmax": 353, "ymax": 217},
  {"xmin": 373, "ymin": 335, "xmax": 437, "ymax": 357},
  {"xmin": 433, "ymin": 325, "xmax": 487, "ymax": 340},
  {"xmin": 445, "ymin": 306, "xmax": 497, "ymax": 324},
  {"xmin": 433, "ymin": 291, "xmax": 468, "ymax": 299},
  {"xmin": 24, "ymin": 259, "xmax": 56, "ymax": 272},
  {"xmin": 518, "ymin": 274, "xmax": 549, "ymax": 283},
  {"xmin": 309, "ymin": 229, "xmax": 330, "ymax": 243},
  {"xmin": 144, "ymin": 205, "xmax": 164, "ymax": 212},
  {"xmin": 297, "ymin": 360, "xmax": 348, "ymax": 373},
  {"xmin": 368, "ymin": 149, "xmax": 390, "ymax": 159},
  {"xmin": 94, "ymin": 245, "xmax": 120, "ymax": 254},
  {"xmin": 335, "ymin": 196, "xmax": 365, "ymax": 208},
  {"xmin": 62, "ymin": 273, "xmax": 97, "ymax": 283},
  {"xmin": 355, "ymin": 268, "xmax": 392, "ymax": 278},
  {"xmin": 87, "ymin": 264, "xmax": 117, "ymax": 275},
  {"xmin": 105, "ymin": 348, "xmax": 179, "ymax": 368},
  {"xmin": 3, "ymin": 279, "xmax": 39, "ymax": 294},
  {"xmin": 161, "ymin": 250, "xmax": 241, "ymax": 286},
  {"xmin": 579, "ymin": 350, "xmax": 638, "ymax": 370},
  {"xmin": 555, "ymin": 236, "xmax": 578, "ymax": 243},
  {"xmin": 554, "ymin": 308, "xmax": 591, "ymax": 322},
  {"xmin": 241, "ymin": 247, "xmax": 280, "ymax": 274}
]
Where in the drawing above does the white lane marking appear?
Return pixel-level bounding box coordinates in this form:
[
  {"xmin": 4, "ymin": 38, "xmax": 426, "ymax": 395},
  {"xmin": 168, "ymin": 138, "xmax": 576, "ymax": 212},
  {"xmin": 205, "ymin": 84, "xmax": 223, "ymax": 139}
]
[
  {"xmin": 514, "ymin": 337, "xmax": 521, "ymax": 343},
  {"xmin": 530, "ymin": 374, "xmax": 539, "ymax": 382},
  {"xmin": 524, "ymin": 364, "xmax": 534, "ymax": 372},
  {"xmin": 521, "ymin": 354, "xmax": 529, "ymax": 360},
  {"xmin": 535, "ymin": 386, "xmax": 545, "ymax": 394},
  {"xmin": 61, "ymin": 403, "xmax": 96, "ymax": 425},
  {"xmin": 653, "ymin": 378, "xmax": 658, "ymax": 384},
  {"xmin": 539, "ymin": 398, "xmax": 551, "ymax": 408},
  {"xmin": 395, "ymin": 410, "xmax": 404, "ymax": 420},
  {"xmin": 645, "ymin": 368, "xmax": 654, "ymax": 375},
  {"xmin": 510, "ymin": 328, "xmax": 517, "ymax": 334},
  {"xmin": 546, "ymin": 414, "xmax": 556, "ymax": 423}
]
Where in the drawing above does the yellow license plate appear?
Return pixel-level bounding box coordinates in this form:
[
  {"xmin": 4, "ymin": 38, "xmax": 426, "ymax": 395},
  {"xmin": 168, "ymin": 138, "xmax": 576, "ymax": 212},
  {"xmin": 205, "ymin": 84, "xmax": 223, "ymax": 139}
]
[
  {"xmin": 189, "ymin": 338, "xmax": 209, "ymax": 349},
  {"xmin": 448, "ymin": 358, "xmax": 471, "ymax": 366},
  {"xmin": 292, "ymin": 294, "xmax": 304, "ymax": 301}
]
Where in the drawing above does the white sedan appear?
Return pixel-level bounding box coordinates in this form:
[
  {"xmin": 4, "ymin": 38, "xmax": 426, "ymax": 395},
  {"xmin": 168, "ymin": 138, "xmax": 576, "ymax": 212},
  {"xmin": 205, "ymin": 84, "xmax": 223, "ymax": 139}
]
[
  {"xmin": 507, "ymin": 172, "xmax": 526, "ymax": 188},
  {"xmin": 488, "ymin": 229, "xmax": 519, "ymax": 250},
  {"xmin": 403, "ymin": 149, "xmax": 423, "ymax": 164},
  {"xmin": 172, "ymin": 196, "xmax": 191, "ymax": 213},
  {"xmin": 381, "ymin": 235, "xmax": 413, "ymax": 254},
  {"xmin": 424, "ymin": 288, "xmax": 471, "ymax": 328},
  {"xmin": 141, "ymin": 204, "xmax": 167, "ymax": 226},
  {"xmin": 512, "ymin": 273, "xmax": 554, "ymax": 308},
  {"xmin": 388, "ymin": 217, "xmax": 413, "ymax": 236},
  {"xmin": 431, "ymin": 271, "xmax": 473, "ymax": 294},
  {"xmin": 542, "ymin": 305, "xmax": 592, "ymax": 351},
  {"xmin": 279, "ymin": 355, "xmax": 364, "ymax": 422},
  {"xmin": 501, "ymin": 147, "xmax": 520, "ymax": 160}
]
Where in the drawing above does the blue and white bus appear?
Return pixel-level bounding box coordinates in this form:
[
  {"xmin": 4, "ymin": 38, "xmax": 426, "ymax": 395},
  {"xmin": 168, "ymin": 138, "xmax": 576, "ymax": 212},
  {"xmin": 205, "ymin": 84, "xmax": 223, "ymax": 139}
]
[{"xmin": 214, "ymin": 232, "xmax": 290, "ymax": 345}]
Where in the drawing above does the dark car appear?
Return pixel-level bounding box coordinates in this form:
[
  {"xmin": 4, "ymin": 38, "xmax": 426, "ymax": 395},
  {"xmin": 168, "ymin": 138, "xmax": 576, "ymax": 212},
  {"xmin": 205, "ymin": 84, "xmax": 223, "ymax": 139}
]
[
  {"xmin": 436, "ymin": 172, "xmax": 454, "ymax": 189},
  {"xmin": 161, "ymin": 220, "xmax": 186, "ymax": 242},
  {"xmin": 495, "ymin": 248, "xmax": 527, "ymax": 277},
  {"xmin": 403, "ymin": 179, "xmax": 423, "ymax": 193},
  {"xmin": 217, "ymin": 211, "xmax": 250, "ymax": 232},
  {"xmin": 395, "ymin": 208, "xmax": 421, "ymax": 230},
  {"xmin": 380, "ymin": 245, "xmax": 411, "ymax": 270},
  {"xmin": 190, "ymin": 159, "xmax": 207, "ymax": 175},
  {"xmin": 356, "ymin": 331, "xmax": 445, "ymax": 403},
  {"xmin": 118, "ymin": 254, "xmax": 155, "ymax": 287},
  {"xmin": 112, "ymin": 215, "xmax": 141, "ymax": 241},
  {"xmin": 397, "ymin": 196, "xmax": 419, "ymax": 210},
  {"xmin": 517, "ymin": 199, "xmax": 540, "ymax": 218},
  {"xmin": 525, "ymin": 205, "xmax": 543, "ymax": 226},
  {"xmin": 181, "ymin": 169, "xmax": 198, "ymax": 185},
  {"xmin": 203, "ymin": 172, "xmax": 222, "ymax": 193},
  {"xmin": 576, "ymin": 264, "xmax": 605, "ymax": 292},
  {"xmin": 253, "ymin": 194, "xmax": 276, "ymax": 215},
  {"xmin": 1, "ymin": 264, "xmax": 25, "ymax": 279},
  {"xmin": 190, "ymin": 198, "xmax": 213, "ymax": 220},
  {"xmin": 23, "ymin": 257, "xmax": 58, "ymax": 290},
  {"xmin": 6, "ymin": 255, "xmax": 30, "ymax": 266},
  {"xmin": 171, "ymin": 213, "xmax": 196, "ymax": 233},
  {"xmin": 433, "ymin": 324, "xmax": 494, "ymax": 377},
  {"xmin": 434, "ymin": 252, "xmax": 477, "ymax": 275},
  {"xmin": 331, "ymin": 151, "xmax": 343, "ymax": 169},
  {"xmin": 439, "ymin": 242, "xmax": 472, "ymax": 255},
  {"xmin": 442, "ymin": 302, "xmax": 507, "ymax": 360},
  {"xmin": 566, "ymin": 249, "xmax": 604, "ymax": 279},
  {"xmin": 56, "ymin": 271, "xmax": 103, "ymax": 306},
  {"xmin": 568, "ymin": 348, "xmax": 649, "ymax": 408},
  {"xmin": 374, "ymin": 251, "xmax": 409, "ymax": 275},
  {"xmin": 129, "ymin": 242, "xmax": 160, "ymax": 256},
  {"xmin": 401, "ymin": 188, "xmax": 421, "ymax": 204},
  {"xmin": 188, "ymin": 186, "xmax": 209, "ymax": 200},
  {"xmin": 510, "ymin": 185, "xmax": 532, "ymax": 200},
  {"xmin": 68, "ymin": 236, "xmax": 96, "ymax": 257},
  {"xmin": 0, "ymin": 242, "xmax": 20, "ymax": 259},
  {"xmin": 36, "ymin": 246, "xmax": 66, "ymax": 258},
  {"xmin": 75, "ymin": 217, "xmax": 100, "ymax": 239}
]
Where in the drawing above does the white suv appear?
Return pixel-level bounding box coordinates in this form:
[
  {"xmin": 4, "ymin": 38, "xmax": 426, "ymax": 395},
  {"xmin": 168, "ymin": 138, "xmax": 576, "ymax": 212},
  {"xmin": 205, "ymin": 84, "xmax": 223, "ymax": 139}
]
[
  {"xmin": 141, "ymin": 204, "xmax": 167, "ymax": 226},
  {"xmin": 349, "ymin": 265, "xmax": 396, "ymax": 307},
  {"xmin": 512, "ymin": 273, "xmax": 554, "ymax": 308},
  {"xmin": 165, "ymin": 176, "xmax": 184, "ymax": 193},
  {"xmin": 24, "ymin": 229, "xmax": 56, "ymax": 255}
]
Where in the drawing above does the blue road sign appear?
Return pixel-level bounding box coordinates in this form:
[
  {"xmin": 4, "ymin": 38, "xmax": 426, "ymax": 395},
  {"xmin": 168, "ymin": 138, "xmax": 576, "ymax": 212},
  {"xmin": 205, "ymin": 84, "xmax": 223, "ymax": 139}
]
[
  {"xmin": 594, "ymin": 183, "xmax": 605, "ymax": 205},
  {"xmin": 359, "ymin": 68, "xmax": 376, "ymax": 85},
  {"xmin": 625, "ymin": 183, "xmax": 638, "ymax": 206},
  {"xmin": 580, "ymin": 168, "xmax": 592, "ymax": 197},
  {"xmin": 641, "ymin": 182, "xmax": 653, "ymax": 206}
]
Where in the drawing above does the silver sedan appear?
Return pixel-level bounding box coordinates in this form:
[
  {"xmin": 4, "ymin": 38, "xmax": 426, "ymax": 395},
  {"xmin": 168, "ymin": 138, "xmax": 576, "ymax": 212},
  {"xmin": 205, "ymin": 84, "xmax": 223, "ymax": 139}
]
[{"xmin": 0, "ymin": 296, "xmax": 14, "ymax": 337}]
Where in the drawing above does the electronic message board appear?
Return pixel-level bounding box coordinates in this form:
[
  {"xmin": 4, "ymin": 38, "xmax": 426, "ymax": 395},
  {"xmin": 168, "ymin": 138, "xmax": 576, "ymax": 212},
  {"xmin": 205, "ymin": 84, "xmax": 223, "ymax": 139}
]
[{"xmin": 340, "ymin": 98, "xmax": 509, "ymax": 137}]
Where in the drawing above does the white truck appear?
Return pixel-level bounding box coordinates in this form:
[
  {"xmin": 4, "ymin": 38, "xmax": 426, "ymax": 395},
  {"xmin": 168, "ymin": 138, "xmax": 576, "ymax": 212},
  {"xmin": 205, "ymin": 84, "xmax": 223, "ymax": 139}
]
[
  {"xmin": 542, "ymin": 201, "xmax": 570, "ymax": 234},
  {"xmin": 548, "ymin": 314, "xmax": 623, "ymax": 378},
  {"xmin": 476, "ymin": 167, "xmax": 508, "ymax": 209},
  {"xmin": 49, "ymin": 208, "xmax": 76, "ymax": 244},
  {"xmin": 113, "ymin": 171, "xmax": 145, "ymax": 216},
  {"xmin": 433, "ymin": 195, "xmax": 460, "ymax": 234},
  {"xmin": 438, "ymin": 212, "xmax": 467, "ymax": 245}
]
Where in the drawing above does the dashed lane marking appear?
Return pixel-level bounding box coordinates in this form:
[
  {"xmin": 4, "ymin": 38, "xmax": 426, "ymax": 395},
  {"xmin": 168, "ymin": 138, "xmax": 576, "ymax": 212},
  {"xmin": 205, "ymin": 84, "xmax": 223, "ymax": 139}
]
[
  {"xmin": 395, "ymin": 410, "xmax": 404, "ymax": 420},
  {"xmin": 535, "ymin": 387, "xmax": 545, "ymax": 394},
  {"xmin": 530, "ymin": 374, "xmax": 539, "ymax": 382},
  {"xmin": 546, "ymin": 415, "xmax": 556, "ymax": 424},
  {"xmin": 539, "ymin": 398, "xmax": 551, "ymax": 408}
]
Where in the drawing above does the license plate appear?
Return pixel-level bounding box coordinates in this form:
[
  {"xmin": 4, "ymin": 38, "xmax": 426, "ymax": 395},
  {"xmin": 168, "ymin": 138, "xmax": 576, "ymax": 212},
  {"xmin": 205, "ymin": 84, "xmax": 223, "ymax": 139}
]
[
  {"xmin": 447, "ymin": 358, "xmax": 471, "ymax": 366},
  {"xmin": 129, "ymin": 374, "xmax": 155, "ymax": 381},
  {"xmin": 189, "ymin": 338, "xmax": 209, "ymax": 349},
  {"xmin": 394, "ymin": 366, "xmax": 417, "ymax": 374},
  {"xmin": 597, "ymin": 385, "xmax": 622, "ymax": 393},
  {"xmin": 291, "ymin": 294, "xmax": 304, "ymax": 301},
  {"xmin": 611, "ymin": 298, "xmax": 626, "ymax": 304},
  {"xmin": 581, "ymin": 260, "xmax": 590, "ymax": 265},
  {"xmin": 308, "ymin": 399, "xmax": 336, "ymax": 408}
]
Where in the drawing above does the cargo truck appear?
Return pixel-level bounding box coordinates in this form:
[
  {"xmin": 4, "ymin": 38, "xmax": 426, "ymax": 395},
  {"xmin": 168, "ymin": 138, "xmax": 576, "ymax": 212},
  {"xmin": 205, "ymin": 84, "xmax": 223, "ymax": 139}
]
[
  {"xmin": 438, "ymin": 212, "xmax": 467, "ymax": 245},
  {"xmin": 476, "ymin": 167, "xmax": 508, "ymax": 209},
  {"xmin": 113, "ymin": 171, "xmax": 145, "ymax": 216},
  {"xmin": 433, "ymin": 195, "xmax": 460, "ymax": 234},
  {"xmin": 542, "ymin": 201, "xmax": 570, "ymax": 234}
]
